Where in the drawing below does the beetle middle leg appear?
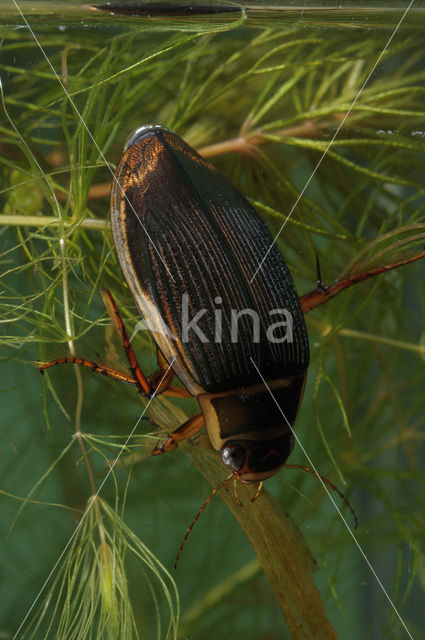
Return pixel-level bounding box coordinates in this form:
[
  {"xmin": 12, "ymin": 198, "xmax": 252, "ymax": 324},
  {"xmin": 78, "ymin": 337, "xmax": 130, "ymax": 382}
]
[
  {"xmin": 151, "ymin": 413, "xmax": 204, "ymax": 455},
  {"xmin": 147, "ymin": 349, "xmax": 192, "ymax": 398}
]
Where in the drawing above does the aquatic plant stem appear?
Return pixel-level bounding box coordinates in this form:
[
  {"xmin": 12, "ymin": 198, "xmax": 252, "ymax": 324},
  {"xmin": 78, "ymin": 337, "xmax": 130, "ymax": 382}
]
[
  {"xmin": 198, "ymin": 120, "xmax": 321, "ymax": 157},
  {"xmin": 0, "ymin": 214, "xmax": 108, "ymax": 230},
  {"xmin": 183, "ymin": 437, "xmax": 337, "ymax": 640},
  {"xmin": 59, "ymin": 235, "xmax": 106, "ymax": 545}
]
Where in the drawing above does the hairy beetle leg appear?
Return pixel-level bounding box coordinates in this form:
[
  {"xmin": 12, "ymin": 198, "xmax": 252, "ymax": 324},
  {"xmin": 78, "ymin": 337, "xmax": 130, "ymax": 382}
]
[
  {"xmin": 100, "ymin": 288, "xmax": 153, "ymax": 395},
  {"xmin": 37, "ymin": 358, "xmax": 141, "ymax": 385},
  {"xmin": 38, "ymin": 289, "xmax": 195, "ymax": 401},
  {"xmin": 285, "ymin": 463, "xmax": 358, "ymax": 529},
  {"xmin": 101, "ymin": 289, "xmax": 195, "ymax": 399},
  {"xmin": 151, "ymin": 413, "xmax": 204, "ymax": 456},
  {"xmin": 37, "ymin": 357, "xmax": 173, "ymax": 397},
  {"xmin": 300, "ymin": 249, "xmax": 425, "ymax": 314},
  {"xmin": 38, "ymin": 356, "xmax": 191, "ymax": 400},
  {"xmin": 147, "ymin": 368, "xmax": 193, "ymax": 398}
]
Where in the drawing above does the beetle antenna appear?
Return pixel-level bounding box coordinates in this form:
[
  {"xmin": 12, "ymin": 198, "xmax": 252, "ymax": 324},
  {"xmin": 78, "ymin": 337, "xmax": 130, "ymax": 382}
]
[
  {"xmin": 284, "ymin": 464, "xmax": 358, "ymax": 529},
  {"xmin": 174, "ymin": 474, "xmax": 235, "ymax": 568}
]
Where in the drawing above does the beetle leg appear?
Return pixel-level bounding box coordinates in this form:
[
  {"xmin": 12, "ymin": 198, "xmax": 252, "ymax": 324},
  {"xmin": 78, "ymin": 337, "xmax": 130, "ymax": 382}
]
[
  {"xmin": 100, "ymin": 288, "xmax": 152, "ymax": 395},
  {"xmin": 151, "ymin": 348, "xmax": 193, "ymax": 396},
  {"xmin": 285, "ymin": 463, "xmax": 358, "ymax": 529},
  {"xmin": 38, "ymin": 291, "xmax": 194, "ymax": 400},
  {"xmin": 38, "ymin": 357, "xmax": 141, "ymax": 386},
  {"xmin": 38, "ymin": 356, "xmax": 192, "ymax": 398},
  {"xmin": 251, "ymin": 481, "xmax": 263, "ymax": 503},
  {"xmin": 156, "ymin": 347, "xmax": 168, "ymax": 370},
  {"xmin": 147, "ymin": 366, "xmax": 193, "ymax": 398},
  {"xmin": 233, "ymin": 477, "xmax": 243, "ymax": 507},
  {"xmin": 300, "ymin": 248, "xmax": 425, "ymax": 313},
  {"xmin": 101, "ymin": 290, "xmax": 194, "ymax": 399},
  {"xmin": 315, "ymin": 254, "xmax": 328, "ymax": 293},
  {"xmin": 39, "ymin": 290, "xmax": 155, "ymax": 397},
  {"xmin": 146, "ymin": 366, "xmax": 174, "ymax": 395},
  {"xmin": 151, "ymin": 413, "xmax": 204, "ymax": 455},
  {"xmin": 164, "ymin": 384, "xmax": 194, "ymax": 398}
]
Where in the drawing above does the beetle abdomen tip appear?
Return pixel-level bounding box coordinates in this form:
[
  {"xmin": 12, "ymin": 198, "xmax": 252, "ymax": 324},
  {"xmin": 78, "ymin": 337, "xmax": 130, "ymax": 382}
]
[{"xmin": 124, "ymin": 124, "xmax": 172, "ymax": 151}]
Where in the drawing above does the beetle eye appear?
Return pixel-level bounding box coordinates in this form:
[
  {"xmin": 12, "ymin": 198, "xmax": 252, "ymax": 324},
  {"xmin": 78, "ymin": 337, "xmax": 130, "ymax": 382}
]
[{"xmin": 221, "ymin": 444, "xmax": 245, "ymax": 471}]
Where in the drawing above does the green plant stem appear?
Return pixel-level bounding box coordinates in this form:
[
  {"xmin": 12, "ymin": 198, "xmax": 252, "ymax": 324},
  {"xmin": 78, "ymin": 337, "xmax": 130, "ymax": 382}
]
[
  {"xmin": 0, "ymin": 214, "xmax": 108, "ymax": 230},
  {"xmin": 153, "ymin": 395, "xmax": 336, "ymax": 637},
  {"xmin": 59, "ymin": 234, "xmax": 106, "ymax": 545},
  {"xmin": 184, "ymin": 437, "xmax": 337, "ymax": 640},
  {"xmin": 307, "ymin": 318, "xmax": 425, "ymax": 357},
  {"xmin": 339, "ymin": 328, "xmax": 425, "ymax": 355},
  {"xmin": 181, "ymin": 558, "xmax": 260, "ymax": 630}
]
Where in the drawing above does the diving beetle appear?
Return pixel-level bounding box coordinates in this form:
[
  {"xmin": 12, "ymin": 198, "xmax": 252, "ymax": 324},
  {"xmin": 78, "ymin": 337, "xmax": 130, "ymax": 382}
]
[
  {"xmin": 40, "ymin": 125, "xmax": 424, "ymax": 491},
  {"xmin": 109, "ymin": 124, "xmax": 310, "ymax": 483}
]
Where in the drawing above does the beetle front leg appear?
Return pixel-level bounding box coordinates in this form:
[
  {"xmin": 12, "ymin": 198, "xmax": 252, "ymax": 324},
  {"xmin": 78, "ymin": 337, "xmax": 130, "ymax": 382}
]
[{"xmin": 151, "ymin": 413, "xmax": 204, "ymax": 455}]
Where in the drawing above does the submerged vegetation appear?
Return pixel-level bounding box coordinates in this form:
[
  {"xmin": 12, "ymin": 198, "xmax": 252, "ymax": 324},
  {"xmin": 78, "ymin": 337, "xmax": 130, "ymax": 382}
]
[{"xmin": 1, "ymin": 6, "xmax": 425, "ymax": 639}]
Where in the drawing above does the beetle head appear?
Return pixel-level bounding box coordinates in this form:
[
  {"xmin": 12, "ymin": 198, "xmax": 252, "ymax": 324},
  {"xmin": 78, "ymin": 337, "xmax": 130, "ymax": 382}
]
[{"xmin": 220, "ymin": 433, "xmax": 295, "ymax": 482}]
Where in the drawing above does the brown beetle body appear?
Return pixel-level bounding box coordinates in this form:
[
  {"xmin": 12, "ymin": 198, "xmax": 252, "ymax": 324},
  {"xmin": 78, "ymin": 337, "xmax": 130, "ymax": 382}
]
[{"xmin": 110, "ymin": 125, "xmax": 309, "ymax": 482}]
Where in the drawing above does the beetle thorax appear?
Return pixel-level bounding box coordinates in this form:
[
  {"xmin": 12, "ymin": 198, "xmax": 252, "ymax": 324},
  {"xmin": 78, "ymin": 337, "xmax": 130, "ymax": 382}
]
[{"xmin": 197, "ymin": 374, "xmax": 306, "ymax": 481}]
